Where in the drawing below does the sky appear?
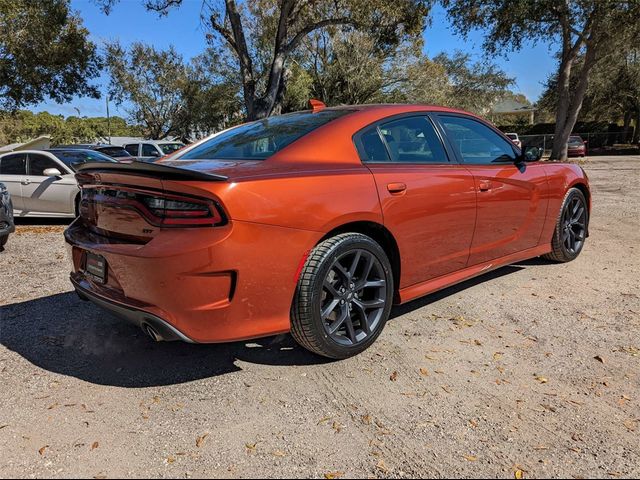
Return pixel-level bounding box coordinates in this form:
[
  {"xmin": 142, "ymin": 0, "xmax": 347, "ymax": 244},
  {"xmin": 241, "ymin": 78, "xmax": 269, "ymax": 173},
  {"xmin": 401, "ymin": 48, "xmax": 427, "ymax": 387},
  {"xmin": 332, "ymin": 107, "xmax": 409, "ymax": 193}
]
[{"xmin": 34, "ymin": 0, "xmax": 560, "ymax": 119}]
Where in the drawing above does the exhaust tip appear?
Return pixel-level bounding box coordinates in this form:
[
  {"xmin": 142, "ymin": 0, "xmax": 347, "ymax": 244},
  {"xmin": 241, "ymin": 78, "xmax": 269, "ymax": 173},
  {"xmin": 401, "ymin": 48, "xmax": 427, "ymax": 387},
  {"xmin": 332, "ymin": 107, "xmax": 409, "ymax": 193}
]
[{"xmin": 143, "ymin": 324, "xmax": 163, "ymax": 342}]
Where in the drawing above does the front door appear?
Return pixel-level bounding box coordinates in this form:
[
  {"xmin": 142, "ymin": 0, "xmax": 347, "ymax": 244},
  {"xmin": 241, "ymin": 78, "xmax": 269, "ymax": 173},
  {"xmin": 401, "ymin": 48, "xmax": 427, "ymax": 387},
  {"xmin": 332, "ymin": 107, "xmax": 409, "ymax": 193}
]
[
  {"xmin": 22, "ymin": 153, "xmax": 77, "ymax": 215},
  {"xmin": 355, "ymin": 114, "xmax": 477, "ymax": 289},
  {"xmin": 436, "ymin": 114, "xmax": 548, "ymax": 265}
]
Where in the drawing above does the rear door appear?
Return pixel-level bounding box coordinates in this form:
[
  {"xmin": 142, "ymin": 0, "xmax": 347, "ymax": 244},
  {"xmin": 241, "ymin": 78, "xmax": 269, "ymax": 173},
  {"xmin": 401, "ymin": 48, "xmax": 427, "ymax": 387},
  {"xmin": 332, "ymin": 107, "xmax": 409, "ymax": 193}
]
[
  {"xmin": 124, "ymin": 143, "xmax": 140, "ymax": 158},
  {"xmin": 140, "ymin": 143, "xmax": 162, "ymax": 162},
  {"xmin": 435, "ymin": 114, "xmax": 548, "ymax": 265},
  {"xmin": 0, "ymin": 153, "xmax": 27, "ymax": 212},
  {"xmin": 355, "ymin": 114, "xmax": 477, "ymax": 288},
  {"xmin": 22, "ymin": 153, "xmax": 77, "ymax": 214}
]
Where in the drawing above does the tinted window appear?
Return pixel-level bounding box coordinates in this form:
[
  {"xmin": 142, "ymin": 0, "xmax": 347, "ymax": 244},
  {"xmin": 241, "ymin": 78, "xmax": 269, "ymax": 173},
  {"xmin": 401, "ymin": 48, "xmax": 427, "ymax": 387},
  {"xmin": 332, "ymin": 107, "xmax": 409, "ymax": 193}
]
[
  {"xmin": 181, "ymin": 110, "xmax": 351, "ymax": 161},
  {"xmin": 0, "ymin": 153, "xmax": 27, "ymax": 175},
  {"xmin": 29, "ymin": 154, "xmax": 61, "ymax": 175},
  {"xmin": 48, "ymin": 150, "xmax": 116, "ymax": 170},
  {"xmin": 378, "ymin": 116, "xmax": 448, "ymax": 163},
  {"xmin": 440, "ymin": 116, "xmax": 516, "ymax": 164},
  {"xmin": 97, "ymin": 146, "xmax": 131, "ymax": 158},
  {"xmin": 159, "ymin": 143, "xmax": 183, "ymax": 154},
  {"xmin": 124, "ymin": 144, "xmax": 139, "ymax": 156},
  {"xmin": 357, "ymin": 127, "xmax": 390, "ymax": 162},
  {"xmin": 568, "ymin": 136, "xmax": 583, "ymax": 145},
  {"xmin": 142, "ymin": 144, "xmax": 159, "ymax": 157}
]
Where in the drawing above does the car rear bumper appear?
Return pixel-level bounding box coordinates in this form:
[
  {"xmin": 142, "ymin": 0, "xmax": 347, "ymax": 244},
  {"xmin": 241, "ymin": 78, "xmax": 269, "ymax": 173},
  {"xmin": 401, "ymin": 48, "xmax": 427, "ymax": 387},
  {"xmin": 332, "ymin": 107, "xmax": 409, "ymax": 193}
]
[{"xmin": 64, "ymin": 217, "xmax": 319, "ymax": 343}]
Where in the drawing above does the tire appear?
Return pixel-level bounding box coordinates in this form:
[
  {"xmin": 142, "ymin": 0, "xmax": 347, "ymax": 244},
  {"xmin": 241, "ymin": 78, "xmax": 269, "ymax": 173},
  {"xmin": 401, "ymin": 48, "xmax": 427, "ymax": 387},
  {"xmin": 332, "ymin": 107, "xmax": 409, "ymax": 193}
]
[
  {"xmin": 291, "ymin": 233, "xmax": 394, "ymax": 359},
  {"xmin": 543, "ymin": 188, "xmax": 588, "ymax": 262},
  {"xmin": 0, "ymin": 234, "xmax": 7, "ymax": 248}
]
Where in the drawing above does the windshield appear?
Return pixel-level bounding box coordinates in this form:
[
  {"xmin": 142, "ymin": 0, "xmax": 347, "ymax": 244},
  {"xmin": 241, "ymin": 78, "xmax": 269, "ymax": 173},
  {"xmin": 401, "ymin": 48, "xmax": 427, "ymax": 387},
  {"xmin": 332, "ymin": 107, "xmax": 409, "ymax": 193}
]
[
  {"xmin": 180, "ymin": 110, "xmax": 351, "ymax": 161},
  {"xmin": 568, "ymin": 137, "xmax": 583, "ymax": 145},
  {"xmin": 159, "ymin": 143, "xmax": 184, "ymax": 154},
  {"xmin": 97, "ymin": 146, "xmax": 131, "ymax": 158},
  {"xmin": 48, "ymin": 150, "xmax": 117, "ymax": 171}
]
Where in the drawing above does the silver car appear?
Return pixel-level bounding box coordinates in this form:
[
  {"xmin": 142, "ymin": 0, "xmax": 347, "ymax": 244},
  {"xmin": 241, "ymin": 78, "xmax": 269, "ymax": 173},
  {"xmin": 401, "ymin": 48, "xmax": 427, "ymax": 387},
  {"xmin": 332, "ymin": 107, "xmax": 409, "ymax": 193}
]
[{"xmin": 0, "ymin": 149, "xmax": 116, "ymax": 218}]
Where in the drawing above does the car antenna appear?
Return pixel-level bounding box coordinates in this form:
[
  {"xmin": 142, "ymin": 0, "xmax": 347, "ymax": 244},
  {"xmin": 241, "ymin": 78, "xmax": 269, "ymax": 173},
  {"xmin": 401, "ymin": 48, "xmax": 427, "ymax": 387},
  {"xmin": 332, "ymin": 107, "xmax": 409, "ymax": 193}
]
[{"xmin": 309, "ymin": 99, "xmax": 326, "ymax": 113}]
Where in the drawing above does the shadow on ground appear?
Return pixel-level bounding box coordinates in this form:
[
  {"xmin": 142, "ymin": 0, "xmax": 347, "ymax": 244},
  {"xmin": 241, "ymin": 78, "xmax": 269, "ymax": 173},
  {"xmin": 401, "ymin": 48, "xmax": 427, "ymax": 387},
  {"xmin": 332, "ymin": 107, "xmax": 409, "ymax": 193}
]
[{"xmin": 1, "ymin": 262, "xmax": 543, "ymax": 388}]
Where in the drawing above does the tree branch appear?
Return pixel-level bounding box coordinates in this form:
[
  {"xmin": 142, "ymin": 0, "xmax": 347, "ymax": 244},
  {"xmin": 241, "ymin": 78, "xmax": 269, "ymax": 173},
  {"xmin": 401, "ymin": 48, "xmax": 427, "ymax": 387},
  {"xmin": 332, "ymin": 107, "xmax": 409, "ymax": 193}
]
[{"xmin": 284, "ymin": 17, "xmax": 355, "ymax": 54}]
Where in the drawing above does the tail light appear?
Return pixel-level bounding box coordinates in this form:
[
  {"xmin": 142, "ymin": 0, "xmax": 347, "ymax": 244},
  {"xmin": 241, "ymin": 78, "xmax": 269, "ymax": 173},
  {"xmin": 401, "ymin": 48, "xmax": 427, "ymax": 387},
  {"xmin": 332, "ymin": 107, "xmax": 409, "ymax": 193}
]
[{"xmin": 81, "ymin": 187, "xmax": 226, "ymax": 227}]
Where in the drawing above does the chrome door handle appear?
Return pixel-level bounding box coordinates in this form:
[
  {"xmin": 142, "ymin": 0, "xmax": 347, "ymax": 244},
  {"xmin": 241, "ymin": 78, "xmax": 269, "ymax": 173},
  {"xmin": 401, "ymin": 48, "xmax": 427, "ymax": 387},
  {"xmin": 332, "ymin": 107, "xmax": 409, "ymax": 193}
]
[
  {"xmin": 478, "ymin": 180, "xmax": 492, "ymax": 192},
  {"xmin": 21, "ymin": 179, "xmax": 31, "ymax": 185}
]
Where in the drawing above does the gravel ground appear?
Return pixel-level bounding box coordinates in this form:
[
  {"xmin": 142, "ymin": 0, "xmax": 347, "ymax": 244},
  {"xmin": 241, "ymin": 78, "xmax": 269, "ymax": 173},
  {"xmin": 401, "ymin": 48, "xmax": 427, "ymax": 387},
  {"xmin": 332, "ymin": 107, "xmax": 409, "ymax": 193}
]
[{"xmin": 0, "ymin": 155, "xmax": 639, "ymax": 479}]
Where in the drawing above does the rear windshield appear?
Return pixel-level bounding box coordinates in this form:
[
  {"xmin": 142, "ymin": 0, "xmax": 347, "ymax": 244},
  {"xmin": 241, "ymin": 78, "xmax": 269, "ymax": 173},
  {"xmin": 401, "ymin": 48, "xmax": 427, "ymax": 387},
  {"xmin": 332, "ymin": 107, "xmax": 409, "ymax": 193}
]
[
  {"xmin": 48, "ymin": 150, "xmax": 117, "ymax": 171},
  {"xmin": 97, "ymin": 146, "xmax": 131, "ymax": 158},
  {"xmin": 180, "ymin": 110, "xmax": 351, "ymax": 161},
  {"xmin": 159, "ymin": 143, "xmax": 184, "ymax": 154}
]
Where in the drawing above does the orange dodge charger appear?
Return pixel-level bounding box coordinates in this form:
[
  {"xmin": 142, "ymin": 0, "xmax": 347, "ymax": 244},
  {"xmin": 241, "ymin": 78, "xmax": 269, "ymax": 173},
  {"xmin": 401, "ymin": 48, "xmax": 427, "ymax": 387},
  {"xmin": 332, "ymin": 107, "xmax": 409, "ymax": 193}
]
[{"xmin": 65, "ymin": 104, "xmax": 590, "ymax": 359}]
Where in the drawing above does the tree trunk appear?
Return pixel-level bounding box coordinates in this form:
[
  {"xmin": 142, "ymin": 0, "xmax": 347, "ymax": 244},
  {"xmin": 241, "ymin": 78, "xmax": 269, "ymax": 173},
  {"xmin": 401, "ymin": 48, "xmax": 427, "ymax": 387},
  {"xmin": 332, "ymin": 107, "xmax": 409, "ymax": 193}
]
[
  {"xmin": 550, "ymin": 55, "xmax": 574, "ymax": 161},
  {"xmin": 622, "ymin": 110, "xmax": 632, "ymax": 142},
  {"xmin": 633, "ymin": 108, "xmax": 640, "ymax": 144}
]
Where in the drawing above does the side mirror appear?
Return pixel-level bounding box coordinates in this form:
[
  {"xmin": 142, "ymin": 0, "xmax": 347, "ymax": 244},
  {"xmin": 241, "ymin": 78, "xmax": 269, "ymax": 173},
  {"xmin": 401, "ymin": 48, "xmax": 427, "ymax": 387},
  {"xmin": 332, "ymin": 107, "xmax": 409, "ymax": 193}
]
[
  {"xmin": 43, "ymin": 168, "xmax": 63, "ymax": 177},
  {"xmin": 518, "ymin": 146, "xmax": 542, "ymax": 163}
]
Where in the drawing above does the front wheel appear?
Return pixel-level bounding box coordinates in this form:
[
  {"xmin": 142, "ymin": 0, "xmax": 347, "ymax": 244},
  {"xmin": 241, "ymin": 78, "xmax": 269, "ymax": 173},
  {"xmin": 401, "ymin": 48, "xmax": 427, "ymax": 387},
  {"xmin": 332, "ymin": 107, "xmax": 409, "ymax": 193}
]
[
  {"xmin": 543, "ymin": 188, "xmax": 588, "ymax": 262},
  {"xmin": 291, "ymin": 233, "xmax": 394, "ymax": 359}
]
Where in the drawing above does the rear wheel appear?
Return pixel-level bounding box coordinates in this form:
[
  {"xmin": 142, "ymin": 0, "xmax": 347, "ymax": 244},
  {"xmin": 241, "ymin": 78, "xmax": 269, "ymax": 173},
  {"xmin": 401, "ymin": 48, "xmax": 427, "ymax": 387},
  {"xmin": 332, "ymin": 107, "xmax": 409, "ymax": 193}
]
[
  {"xmin": 543, "ymin": 188, "xmax": 588, "ymax": 262},
  {"xmin": 291, "ymin": 233, "xmax": 394, "ymax": 359}
]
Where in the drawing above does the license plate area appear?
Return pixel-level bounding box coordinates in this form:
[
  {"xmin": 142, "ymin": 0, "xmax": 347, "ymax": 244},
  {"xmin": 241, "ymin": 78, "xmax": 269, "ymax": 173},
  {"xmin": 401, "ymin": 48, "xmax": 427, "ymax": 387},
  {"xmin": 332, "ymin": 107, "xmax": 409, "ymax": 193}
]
[{"xmin": 84, "ymin": 251, "xmax": 107, "ymax": 284}]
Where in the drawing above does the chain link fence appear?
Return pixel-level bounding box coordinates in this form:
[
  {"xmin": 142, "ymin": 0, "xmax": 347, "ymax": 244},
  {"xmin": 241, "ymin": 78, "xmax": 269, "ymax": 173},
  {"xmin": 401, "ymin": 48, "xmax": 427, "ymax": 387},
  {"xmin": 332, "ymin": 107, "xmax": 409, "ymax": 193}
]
[{"xmin": 519, "ymin": 132, "xmax": 635, "ymax": 155}]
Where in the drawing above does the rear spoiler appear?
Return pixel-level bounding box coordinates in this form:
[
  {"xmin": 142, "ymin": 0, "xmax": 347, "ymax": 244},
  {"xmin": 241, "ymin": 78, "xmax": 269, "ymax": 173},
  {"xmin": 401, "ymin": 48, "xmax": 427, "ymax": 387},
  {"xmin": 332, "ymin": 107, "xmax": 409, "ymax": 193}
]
[{"xmin": 75, "ymin": 161, "xmax": 228, "ymax": 181}]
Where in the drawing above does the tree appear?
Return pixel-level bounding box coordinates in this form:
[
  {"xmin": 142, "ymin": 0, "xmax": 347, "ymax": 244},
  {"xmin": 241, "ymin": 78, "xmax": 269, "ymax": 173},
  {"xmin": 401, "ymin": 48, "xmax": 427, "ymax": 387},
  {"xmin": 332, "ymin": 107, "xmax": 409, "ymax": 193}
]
[
  {"xmin": 0, "ymin": 0, "xmax": 101, "ymax": 109},
  {"xmin": 99, "ymin": 0, "xmax": 430, "ymax": 120},
  {"xmin": 442, "ymin": 0, "xmax": 640, "ymax": 160}
]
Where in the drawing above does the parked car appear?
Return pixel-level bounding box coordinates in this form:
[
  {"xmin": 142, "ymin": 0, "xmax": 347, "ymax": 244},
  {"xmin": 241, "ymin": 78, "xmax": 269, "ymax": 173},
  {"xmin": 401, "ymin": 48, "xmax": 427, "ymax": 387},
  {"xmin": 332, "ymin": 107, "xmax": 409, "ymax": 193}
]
[
  {"xmin": 58, "ymin": 144, "xmax": 136, "ymax": 161},
  {"xmin": 0, "ymin": 181, "xmax": 15, "ymax": 249},
  {"xmin": 123, "ymin": 140, "xmax": 185, "ymax": 162},
  {"xmin": 505, "ymin": 132, "xmax": 522, "ymax": 149},
  {"xmin": 66, "ymin": 104, "xmax": 590, "ymax": 359},
  {"xmin": 0, "ymin": 149, "xmax": 116, "ymax": 218},
  {"xmin": 567, "ymin": 135, "xmax": 587, "ymax": 157}
]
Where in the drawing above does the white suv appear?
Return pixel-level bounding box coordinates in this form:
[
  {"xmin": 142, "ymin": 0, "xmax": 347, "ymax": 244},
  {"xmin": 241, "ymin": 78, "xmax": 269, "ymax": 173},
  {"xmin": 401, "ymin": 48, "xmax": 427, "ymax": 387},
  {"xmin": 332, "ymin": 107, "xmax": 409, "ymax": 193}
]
[
  {"xmin": 123, "ymin": 141, "xmax": 185, "ymax": 162},
  {"xmin": 506, "ymin": 133, "xmax": 522, "ymax": 149}
]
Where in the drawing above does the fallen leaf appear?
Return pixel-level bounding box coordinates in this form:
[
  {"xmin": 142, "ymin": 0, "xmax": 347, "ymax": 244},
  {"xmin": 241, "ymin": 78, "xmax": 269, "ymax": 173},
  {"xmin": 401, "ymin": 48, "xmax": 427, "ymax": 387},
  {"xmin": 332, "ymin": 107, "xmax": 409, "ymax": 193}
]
[
  {"xmin": 389, "ymin": 371, "xmax": 398, "ymax": 382},
  {"xmin": 441, "ymin": 385, "xmax": 451, "ymax": 394},
  {"xmin": 514, "ymin": 469, "xmax": 524, "ymax": 479},
  {"xmin": 533, "ymin": 445, "xmax": 549, "ymax": 450},
  {"xmin": 245, "ymin": 442, "xmax": 257, "ymax": 453},
  {"xmin": 91, "ymin": 441, "xmax": 99, "ymax": 451},
  {"xmin": 594, "ymin": 355, "xmax": 605, "ymax": 363},
  {"xmin": 166, "ymin": 456, "xmax": 176, "ymax": 464},
  {"xmin": 361, "ymin": 414, "xmax": 372, "ymax": 425},
  {"xmin": 324, "ymin": 472, "xmax": 344, "ymax": 479},
  {"xmin": 474, "ymin": 339, "xmax": 482, "ymax": 346},
  {"xmin": 273, "ymin": 450, "xmax": 286, "ymax": 457},
  {"xmin": 493, "ymin": 352, "xmax": 504, "ymax": 361},
  {"xmin": 332, "ymin": 421, "xmax": 343, "ymax": 433},
  {"xmin": 534, "ymin": 375, "xmax": 548, "ymax": 384},
  {"xmin": 38, "ymin": 445, "xmax": 49, "ymax": 456},
  {"xmin": 375, "ymin": 459, "xmax": 389, "ymax": 472},
  {"xmin": 196, "ymin": 433, "xmax": 209, "ymax": 448},
  {"xmin": 463, "ymin": 454, "xmax": 477, "ymax": 461},
  {"xmin": 317, "ymin": 416, "xmax": 332, "ymax": 425},
  {"xmin": 419, "ymin": 368, "xmax": 429, "ymax": 377},
  {"xmin": 468, "ymin": 419, "xmax": 478, "ymax": 428}
]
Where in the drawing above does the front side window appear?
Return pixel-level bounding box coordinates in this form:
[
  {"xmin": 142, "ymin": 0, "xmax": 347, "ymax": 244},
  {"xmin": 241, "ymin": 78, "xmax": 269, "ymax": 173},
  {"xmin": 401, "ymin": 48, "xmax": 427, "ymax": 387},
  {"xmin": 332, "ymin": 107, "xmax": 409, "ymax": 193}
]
[
  {"xmin": 0, "ymin": 153, "xmax": 27, "ymax": 175},
  {"xmin": 28, "ymin": 154, "xmax": 61, "ymax": 176},
  {"xmin": 159, "ymin": 143, "xmax": 183, "ymax": 154},
  {"xmin": 180, "ymin": 110, "xmax": 352, "ymax": 161},
  {"xmin": 440, "ymin": 116, "xmax": 516, "ymax": 164},
  {"xmin": 142, "ymin": 144, "xmax": 160, "ymax": 157}
]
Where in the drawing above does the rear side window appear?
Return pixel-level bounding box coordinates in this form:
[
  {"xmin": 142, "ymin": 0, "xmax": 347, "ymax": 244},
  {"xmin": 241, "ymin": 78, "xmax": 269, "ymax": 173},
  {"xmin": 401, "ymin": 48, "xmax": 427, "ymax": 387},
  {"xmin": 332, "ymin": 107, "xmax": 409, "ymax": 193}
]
[
  {"xmin": 378, "ymin": 116, "xmax": 448, "ymax": 163},
  {"xmin": 180, "ymin": 110, "xmax": 351, "ymax": 161},
  {"xmin": 98, "ymin": 147, "xmax": 130, "ymax": 158},
  {"xmin": 0, "ymin": 153, "xmax": 27, "ymax": 175},
  {"xmin": 29, "ymin": 154, "xmax": 61, "ymax": 175},
  {"xmin": 440, "ymin": 115, "xmax": 516, "ymax": 164},
  {"xmin": 124, "ymin": 144, "xmax": 139, "ymax": 156}
]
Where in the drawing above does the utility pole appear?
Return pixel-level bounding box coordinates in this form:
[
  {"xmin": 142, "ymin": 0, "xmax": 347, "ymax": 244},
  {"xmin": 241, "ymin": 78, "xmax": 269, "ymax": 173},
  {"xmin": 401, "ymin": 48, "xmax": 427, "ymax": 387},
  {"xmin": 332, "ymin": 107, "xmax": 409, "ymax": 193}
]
[{"xmin": 106, "ymin": 94, "xmax": 112, "ymax": 145}]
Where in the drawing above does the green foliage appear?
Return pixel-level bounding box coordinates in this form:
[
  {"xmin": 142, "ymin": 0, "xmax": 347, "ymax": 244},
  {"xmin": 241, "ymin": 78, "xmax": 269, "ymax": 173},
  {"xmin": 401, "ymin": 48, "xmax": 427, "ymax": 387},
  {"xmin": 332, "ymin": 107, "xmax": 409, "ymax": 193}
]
[
  {"xmin": 0, "ymin": 0, "xmax": 101, "ymax": 109},
  {"xmin": 0, "ymin": 110, "xmax": 140, "ymax": 145}
]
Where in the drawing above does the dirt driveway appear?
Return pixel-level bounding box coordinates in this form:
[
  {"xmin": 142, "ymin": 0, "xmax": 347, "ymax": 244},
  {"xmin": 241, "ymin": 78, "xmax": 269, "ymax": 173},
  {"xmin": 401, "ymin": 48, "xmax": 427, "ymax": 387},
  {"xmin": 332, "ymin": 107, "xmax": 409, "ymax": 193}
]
[{"xmin": 1, "ymin": 155, "xmax": 639, "ymax": 479}]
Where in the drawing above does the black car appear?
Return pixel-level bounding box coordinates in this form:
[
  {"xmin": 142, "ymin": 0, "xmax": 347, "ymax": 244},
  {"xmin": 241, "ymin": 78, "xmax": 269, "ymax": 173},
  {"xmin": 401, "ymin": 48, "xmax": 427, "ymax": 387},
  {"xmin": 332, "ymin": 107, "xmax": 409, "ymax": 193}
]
[
  {"xmin": 0, "ymin": 181, "xmax": 15, "ymax": 249},
  {"xmin": 56, "ymin": 144, "xmax": 135, "ymax": 161}
]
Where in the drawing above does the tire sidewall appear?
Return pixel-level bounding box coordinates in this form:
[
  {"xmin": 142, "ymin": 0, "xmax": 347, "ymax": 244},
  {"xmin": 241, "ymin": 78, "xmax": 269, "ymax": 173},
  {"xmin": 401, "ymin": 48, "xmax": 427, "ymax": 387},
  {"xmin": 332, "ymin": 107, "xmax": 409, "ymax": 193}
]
[
  {"xmin": 303, "ymin": 235, "xmax": 394, "ymax": 359},
  {"xmin": 555, "ymin": 188, "xmax": 588, "ymax": 261}
]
